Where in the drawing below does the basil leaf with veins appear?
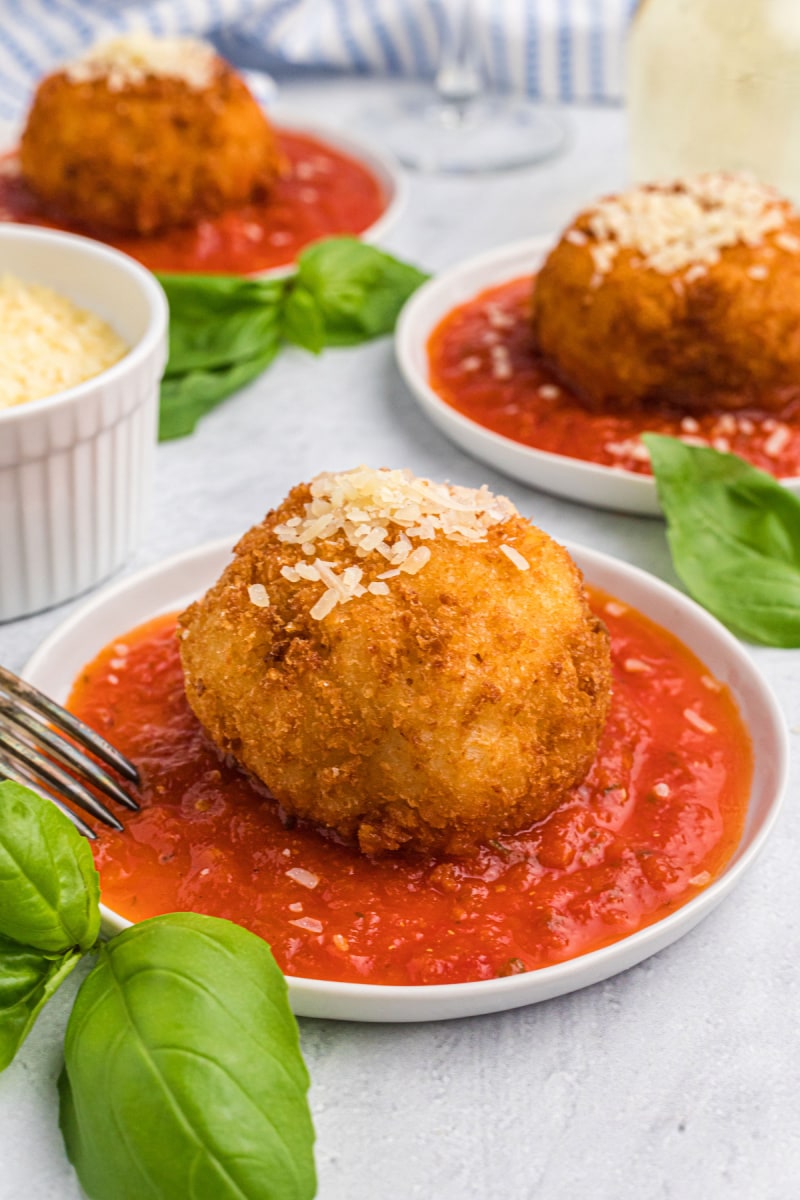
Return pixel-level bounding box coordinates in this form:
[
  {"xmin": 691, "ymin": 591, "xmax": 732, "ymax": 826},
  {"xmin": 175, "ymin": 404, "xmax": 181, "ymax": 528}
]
[
  {"xmin": 0, "ymin": 780, "xmax": 100, "ymax": 954},
  {"xmin": 60, "ymin": 912, "xmax": 316, "ymax": 1200},
  {"xmin": 156, "ymin": 272, "xmax": 284, "ymax": 440},
  {"xmin": 157, "ymin": 273, "xmax": 286, "ymax": 377},
  {"xmin": 644, "ymin": 432, "xmax": 800, "ymax": 646},
  {"xmin": 158, "ymin": 344, "xmax": 281, "ymax": 440},
  {"xmin": 0, "ymin": 937, "xmax": 83, "ymax": 1071},
  {"xmin": 287, "ymin": 236, "xmax": 429, "ymax": 347},
  {"xmin": 156, "ymin": 238, "xmax": 428, "ymax": 439},
  {"xmin": 280, "ymin": 283, "xmax": 326, "ymax": 354}
]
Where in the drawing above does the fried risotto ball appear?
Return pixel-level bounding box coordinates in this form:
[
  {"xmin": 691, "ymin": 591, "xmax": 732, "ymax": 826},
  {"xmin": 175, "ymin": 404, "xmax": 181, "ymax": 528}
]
[
  {"xmin": 178, "ymin": 468, "xmax": 611, "ymax": 857},
  {"xmin": 19, "ymin": 35, "xmax": 281, "ymax": 236},
  {"xmin": 531, "ymin": 173, "xmax": 800, "ymax": 415}
]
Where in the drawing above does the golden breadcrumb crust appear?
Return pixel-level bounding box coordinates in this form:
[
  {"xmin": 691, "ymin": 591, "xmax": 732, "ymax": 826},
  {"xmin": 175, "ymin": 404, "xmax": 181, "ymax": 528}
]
[
  {"xmin": 20, "ymin": 61, "xmax": 281, "ymax": 235},
  {"xmin": 531, "ymin": 202, "xmax": 800, "ymax": 414},
  {"xmin": 178, "ymin": 483, "xmax": 611, "ymax": 857}
]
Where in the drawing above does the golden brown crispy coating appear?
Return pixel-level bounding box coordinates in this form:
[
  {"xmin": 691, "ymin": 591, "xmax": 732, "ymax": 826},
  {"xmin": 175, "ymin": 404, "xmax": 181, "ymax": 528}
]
[
  {"xmin": 20, "ymin": 59, "xmax": 281, "ymax": 235},
  {"xmin": 178, "ymin": 479, "xmax": 611, "ymax": 857},
  {"xmin": 531, "ymin": 176, "xmax": 800, "ymax": 414}
]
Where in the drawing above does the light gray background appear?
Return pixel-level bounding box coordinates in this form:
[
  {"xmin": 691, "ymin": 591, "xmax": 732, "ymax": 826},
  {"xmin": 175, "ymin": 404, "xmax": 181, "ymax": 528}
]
[{"xmin": 1, "ymin": 79, "xmax": 798, "ymax": 1200}]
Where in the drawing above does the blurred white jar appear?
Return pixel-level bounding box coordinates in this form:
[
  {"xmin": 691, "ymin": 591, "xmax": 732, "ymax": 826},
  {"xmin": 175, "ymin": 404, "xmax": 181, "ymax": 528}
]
[{"xmin": 628, "ymin": 0, "xmax": 800, "ymax": 202}]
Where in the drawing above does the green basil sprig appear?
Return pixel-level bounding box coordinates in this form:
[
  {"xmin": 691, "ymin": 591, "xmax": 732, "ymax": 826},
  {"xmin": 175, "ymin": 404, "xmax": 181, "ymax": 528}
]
[
  {"xmin": 156, "ymin": 274, "xmax": 285, "ymax": 441},
  {"xmin": 60, "ymin": 913, "xmax": 316, "ymax": 1200},
  {"xmin": 283, "ymin": 236, "xmax": 429, "ymax": 350},
  {"xmin": 0, "ymin": 779, "xmax": 100, "ymax": 1067},
  {"xmin": 0, "ymin": 779, "xmax": 100, "ymax": 953},
  {"xmin": 644, "ymin": 433, "xmax": 800, "ymax": 646},
  {"xmin": 0, "ymin": 782, "xmax": 317, "ymax": 1196},
  {"xmin": 0, "ymin": 938, "xmax": 82, "ymax": 1071},
  {"xmin": 157, "ymin": 236, "xmax": 428, "ymax": 440}
]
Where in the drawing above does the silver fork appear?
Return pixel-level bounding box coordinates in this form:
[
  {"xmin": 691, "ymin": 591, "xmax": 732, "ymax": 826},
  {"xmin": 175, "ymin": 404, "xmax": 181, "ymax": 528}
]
[{"xmin": 0, "ymin": 665, "xmax": 140, "ymax": 839}]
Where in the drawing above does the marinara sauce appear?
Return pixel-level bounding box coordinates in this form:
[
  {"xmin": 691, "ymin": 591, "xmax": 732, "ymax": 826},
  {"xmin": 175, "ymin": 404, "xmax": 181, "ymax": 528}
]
[
  {"xmin": 67, "ymin": 591, "xmax": 752, "ymax": 987},
  {"xmin": 0, "ymin": 130, "xmax": 387, "ymax": 274},
  {"xmin": 428, "ymin": 276, "xmax": 800, "ymax": 478}
]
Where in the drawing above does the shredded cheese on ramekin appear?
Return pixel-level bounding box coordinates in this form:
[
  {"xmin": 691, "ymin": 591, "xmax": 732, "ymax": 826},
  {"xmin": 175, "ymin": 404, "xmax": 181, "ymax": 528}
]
[{"xmin": 0, "ymin": 275, "xmax": 128, "ymax": 410}]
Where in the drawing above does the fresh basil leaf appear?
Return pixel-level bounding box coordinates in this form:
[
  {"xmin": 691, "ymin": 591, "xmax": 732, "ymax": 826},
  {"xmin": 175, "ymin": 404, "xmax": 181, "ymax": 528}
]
[
  {"xmin": 281, "ymin": 285, "xmax": 325, "ymax": 354},
  {"xmin": 0, "ymin": 937, "xmax": 82, "ymax": 1072},
  {"xmin": 156, "ymin": 273, "xmax": 285, "ymax": 319},
  {"xmin": 165, "ymin": 304, "xmax": 283, "ymax": 376},
  {"xmin": 292, "ymin": 237, "xmax": 429, "ymax": 346},
  {"xmin": 159, "ymin": 345, "xmax": 280, "ymax": 440},
  {"xmin": 60, "ymin": 912, "xmax": 316, "ymax": 1200},
  {"xmin": 157, "ymin": 273, "xmax": 285, "ymax": 376},
  {"xmin": 156, "ymin": 240, "xmax": 429, "ymax": 439},
  {"xmin": 644, "ymin": 433, "xmax": 800, "ymax": 645},
  {"xmin": 0, "ymin": 781, "xmax": 100, "ymax": 954}
]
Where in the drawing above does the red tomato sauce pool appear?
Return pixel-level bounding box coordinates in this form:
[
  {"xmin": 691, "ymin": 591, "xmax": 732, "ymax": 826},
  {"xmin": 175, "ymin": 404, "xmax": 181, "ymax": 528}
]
[
  {"xmin": 0, "ymin": 130, "xmax": 387, "ymax": 274},
  {"xmin": 67, "ymin": 590, "xmax": 752, "ymax": 987},
  {"xmin": 428, "ymin": 276, "xmax": 800, "ymax": 478}
]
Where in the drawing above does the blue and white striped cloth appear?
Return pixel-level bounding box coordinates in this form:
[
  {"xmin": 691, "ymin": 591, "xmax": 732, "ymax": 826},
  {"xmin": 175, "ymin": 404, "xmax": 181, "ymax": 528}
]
[{"xmin": 0, "ymin": 0, "xmax": 636, "ymax": 125}]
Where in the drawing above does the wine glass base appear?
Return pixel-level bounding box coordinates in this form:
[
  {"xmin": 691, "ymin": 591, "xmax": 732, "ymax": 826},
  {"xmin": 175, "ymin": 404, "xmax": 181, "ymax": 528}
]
[{"xmin": 357, "ymin": 91, "xmax": 567, "ymax": 173}]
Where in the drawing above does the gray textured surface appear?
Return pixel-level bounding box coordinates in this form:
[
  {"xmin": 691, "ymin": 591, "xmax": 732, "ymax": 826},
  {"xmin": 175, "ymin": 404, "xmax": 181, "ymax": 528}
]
[{"xmin": 1, "ymin": 79, "xmax": 799, "ymax": 1200}]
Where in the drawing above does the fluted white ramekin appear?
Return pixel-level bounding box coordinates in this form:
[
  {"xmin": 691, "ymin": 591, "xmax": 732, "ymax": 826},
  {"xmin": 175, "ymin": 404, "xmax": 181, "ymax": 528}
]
[{"xmin": 0, "ymin": 225, "xmax": 168, "ymax": 621}]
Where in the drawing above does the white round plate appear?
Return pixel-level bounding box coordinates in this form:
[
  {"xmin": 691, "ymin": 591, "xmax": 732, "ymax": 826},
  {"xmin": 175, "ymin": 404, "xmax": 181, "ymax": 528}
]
[
  {"xmin": 23, "ymin": 537, "xmax": 787, "ymax": 1023},
  {"xmin": 395, "ymin": 236, "xmax": 800, "ymax": 516}
]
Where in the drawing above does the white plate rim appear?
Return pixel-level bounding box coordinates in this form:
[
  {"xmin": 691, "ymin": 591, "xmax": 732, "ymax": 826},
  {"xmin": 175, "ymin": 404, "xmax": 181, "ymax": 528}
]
[
  {"xmin": 22, "ymin": 536, "xmax": 788, "ymax": 1023},
  {"xmin": 395, "ymin": 235, "xmax": 800, "ymax": 516},
  {"xmin": 0, "ymin": 113, "xmax": 406, "ymax": 279}
]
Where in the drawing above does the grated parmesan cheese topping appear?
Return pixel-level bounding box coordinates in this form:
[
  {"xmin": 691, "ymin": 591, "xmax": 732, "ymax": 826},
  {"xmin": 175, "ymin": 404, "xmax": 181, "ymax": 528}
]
[
  {"xmin": 580, "ymin": 173, "xmax": 791, "ymax": 276},
  {"xmin": 265, "ymin": 467, "xmax": 525, "ymax": 619},
  {"xmin": 0, "ymin": 275, "xmax": 128, "ymax": 410},
  {"xmin": 285, "ymin": 867, "xmax": 319, "ymax": 889},
  {"xmin": 247, "ymin": 583, "xmax": 270, "ymax": 608},
  {"xmin": 500, "ymin": 544, "xmax": 529, "ymax": 571},
  {"xmin": 64, "ymin": 34, "xmax": 218, "ymax": 92}
]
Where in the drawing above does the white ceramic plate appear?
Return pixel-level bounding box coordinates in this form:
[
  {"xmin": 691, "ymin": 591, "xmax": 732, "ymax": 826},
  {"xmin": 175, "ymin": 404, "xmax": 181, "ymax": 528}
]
[
  {"xmin": 0, "ymin": 115, "xmax": 405, "ymax": 278},
  {"xmin": 395, "ymin": 236, "xmax": 800, "ymax": 516},
  {"xmin": 23, "ymin": 537, "xmax": 787, "ymax": 1023}
]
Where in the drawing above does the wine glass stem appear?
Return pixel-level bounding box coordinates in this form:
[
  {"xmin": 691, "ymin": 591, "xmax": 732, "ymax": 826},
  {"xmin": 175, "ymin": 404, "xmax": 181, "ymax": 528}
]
[{"xmin": 434, "ymin": 0, "xmax": 483, "ymax": 116}]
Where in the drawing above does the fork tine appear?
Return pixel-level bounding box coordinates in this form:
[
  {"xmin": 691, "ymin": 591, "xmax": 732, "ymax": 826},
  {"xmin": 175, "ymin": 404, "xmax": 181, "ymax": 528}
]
[
  {"xmin": 0, "ymin": 752, "xmax": 97, "ymax": 839},
  {"xmin": 0, "ymin": 665, "xmax": 140, "ymax": 784},
  {"xmin": 0, "ymin": 699, "xmax": 139, "ymax": 812},
  {"xmin": 0, "ymin": 726, "xmax": 123, "ymax": 831}
]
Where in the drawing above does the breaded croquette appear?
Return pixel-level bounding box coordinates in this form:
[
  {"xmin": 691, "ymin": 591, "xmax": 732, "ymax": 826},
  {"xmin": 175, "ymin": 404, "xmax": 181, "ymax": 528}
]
[
  {"xmin": 532, "ymin": 174, "xmax": 800, "ymax": 415},
  {"xmin": 178, "ymin": 468, "xmax": 611, "ymax": 857},
  {"xmin": 20, "ymin": 35, "xmax": 281, "ymax": 235}
]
